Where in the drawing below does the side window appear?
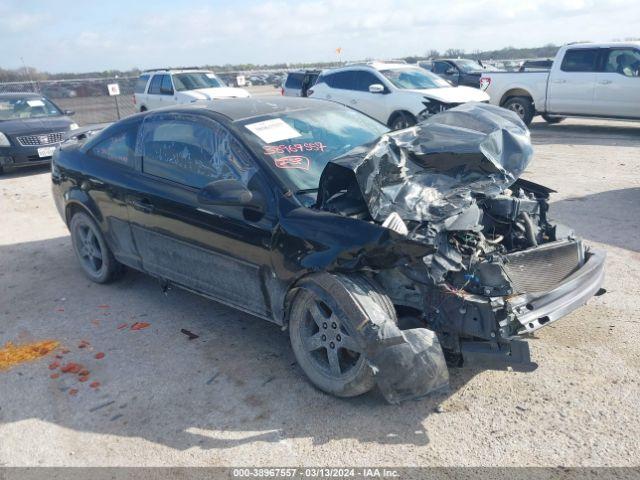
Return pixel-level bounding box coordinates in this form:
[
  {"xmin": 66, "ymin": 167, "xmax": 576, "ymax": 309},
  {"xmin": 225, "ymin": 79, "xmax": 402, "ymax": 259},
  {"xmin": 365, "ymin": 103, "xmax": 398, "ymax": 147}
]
[
  {"xmin": 139, "ymin": 114, "xmax": 257, "ymax": 189},
  {"xmin": 433, "ymin": 62, "xmax": 449, "ymax": 74},
  {"xmin": 331, "ymin": 71, "xmax": 357, "ymax": 90},
  {"xmin": 561, "ymin": 49, "xmax": 600, "ymax": 72},
  {"xmin": 160, "ymin": 75, "xmax": 174, "ymax": 95},
  {"xmin": 90, "ymin": 125, "xmax": 139, "ymax": 166},
  {"xmin": 355, "ymin": 71, "xmax": 383, "ymax": 91},
  {"xmin": 604, "ymin": 49, "xmax": 640, "ymax": 77},
  {"xmin": 134, "ymin": 75, "xmax": 150, "ymax": 94},
  {"xmin": 148, "ymin": 75, "xmax": 162, "ymax": 94}
]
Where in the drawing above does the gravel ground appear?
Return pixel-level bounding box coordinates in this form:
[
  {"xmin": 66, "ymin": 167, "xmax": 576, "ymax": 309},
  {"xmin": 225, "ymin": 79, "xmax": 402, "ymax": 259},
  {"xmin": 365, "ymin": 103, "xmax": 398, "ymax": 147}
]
[{"xmin": 0, "ymin": 117, "xmax": 638, "ymax": 467}]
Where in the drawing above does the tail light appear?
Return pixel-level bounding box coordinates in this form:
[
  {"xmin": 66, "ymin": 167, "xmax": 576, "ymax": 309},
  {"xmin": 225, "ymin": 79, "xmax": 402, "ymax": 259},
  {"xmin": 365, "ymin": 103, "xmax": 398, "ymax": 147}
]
[{"xmin": 479, "ymin": 77, "xmax": 491, "ymax": 91}]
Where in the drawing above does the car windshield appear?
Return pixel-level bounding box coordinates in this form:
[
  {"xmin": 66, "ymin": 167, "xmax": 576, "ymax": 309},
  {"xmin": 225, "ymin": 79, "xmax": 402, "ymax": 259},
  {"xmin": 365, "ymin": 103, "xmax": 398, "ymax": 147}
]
[
  {"xmin": 238, "ymin": 107, "xmax": 389, "ymax": 197},
  {"xmin": 172, "ymin": 72, "xmax": 225, "ymax": 91},
  {"xmin": 455, "ymin": 59, "xmax": 485, "ymax": 73},
  {"xmin": 380, "ymin": 68, "xmax": 449, "ymax": 89},
  {"xmin": 0, "ymin": 96, "xmax": 62, "ymax": 121}
]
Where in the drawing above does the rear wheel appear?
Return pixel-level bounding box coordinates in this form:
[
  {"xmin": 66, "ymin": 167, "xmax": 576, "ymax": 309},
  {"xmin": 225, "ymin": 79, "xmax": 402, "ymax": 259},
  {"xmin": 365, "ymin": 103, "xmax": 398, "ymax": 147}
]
[
  {"xmin": 542, "ymin": 114, "xmax": 565, "ymax": 124},
  {"xmin": 69, "ymin": 211, "xmax": 123, "ymax": 283},
  {"xmin": 389, "ymin": 112, "xmax": 416, "ymax": 131},
  {"xmin": 503, "ymin": 96, "xmax": 535, "ymax": 125},
  {"xmin": 288, "ymin": 273, "xmax": 397, "ymax": 398}
]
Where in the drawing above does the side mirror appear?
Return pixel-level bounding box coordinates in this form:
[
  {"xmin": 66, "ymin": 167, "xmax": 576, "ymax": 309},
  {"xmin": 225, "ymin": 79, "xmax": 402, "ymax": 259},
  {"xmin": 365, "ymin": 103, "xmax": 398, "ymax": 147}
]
[
  {"xmin": 64, "ymin": 109, "xmax": 75, "ymax": 116},
  {"xmin": 368, "ymin": 83, "xmax": 385, "ymax": 94},
  {"xmin": 197, "ymin": 179, "xmax": 265, "ymax": 212}
]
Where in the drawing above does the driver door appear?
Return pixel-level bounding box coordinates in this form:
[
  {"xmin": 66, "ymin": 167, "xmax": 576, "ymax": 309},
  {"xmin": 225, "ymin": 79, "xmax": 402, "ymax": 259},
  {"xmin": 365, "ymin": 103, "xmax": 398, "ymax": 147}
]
[{"xmin": 127, "ymin": 112, "xmax": 277, "ymax": 318}]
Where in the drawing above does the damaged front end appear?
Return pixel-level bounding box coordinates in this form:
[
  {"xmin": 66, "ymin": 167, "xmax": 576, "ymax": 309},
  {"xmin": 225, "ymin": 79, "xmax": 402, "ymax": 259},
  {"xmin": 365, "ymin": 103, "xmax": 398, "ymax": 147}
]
[{"xmin": 315, "ymin": 102, "xmax": 605, "ymax": 401}]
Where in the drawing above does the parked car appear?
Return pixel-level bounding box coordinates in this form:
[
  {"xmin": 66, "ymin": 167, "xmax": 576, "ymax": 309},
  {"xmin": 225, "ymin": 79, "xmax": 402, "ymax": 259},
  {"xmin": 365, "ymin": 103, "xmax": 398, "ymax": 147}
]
[
  {"xmin": 419, "ymin": 58, "xmax": 487, "ymax": 87},
  {"xmin": 281, "ymin": 70, "xmax": 320, "ymax": 97},
  {"xmin": 0, "ymin": 92, "xmax": 78, "ymax": 173},
  {"xmin": 480, "ymin": 42, "xmax": 640, "ymax": 125},
  {"xmin": 52, "ymin": 97, "xmax": 605, "ymax": 403},
  {"xmin": 309, "ymin": 62, "xmax": 490, "ymax": 129},
  {"xmin": 133, "ymin": 70, "xmax": 250, "ymax": 112}
]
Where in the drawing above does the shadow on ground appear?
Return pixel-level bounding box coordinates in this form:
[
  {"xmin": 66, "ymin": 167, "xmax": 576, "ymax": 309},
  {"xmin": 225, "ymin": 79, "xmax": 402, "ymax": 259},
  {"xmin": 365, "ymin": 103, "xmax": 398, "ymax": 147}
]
[
  {"xmin": 0, "ymin": 236, "xmax": 482, "ymax": 452},
  {"xmin": 530, "ymin": 119, "xmax": 640, "ymax": 147},
  {"xmin": 0, "ymin": 164, "xmax": 50, "ymax": 179},
  {"xmin": 551, "ymin": 187, "xmax": 640, "ymax": 252}
]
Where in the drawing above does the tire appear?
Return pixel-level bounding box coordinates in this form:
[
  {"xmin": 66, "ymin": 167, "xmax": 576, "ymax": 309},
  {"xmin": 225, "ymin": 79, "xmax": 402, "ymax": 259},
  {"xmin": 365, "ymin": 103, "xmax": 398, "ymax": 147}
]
[
  {"xmin": 69, "ymin": 211, "xmax": 123, "ymax": 284},
  {"xmin": 502, "ymin": 96, "xmax": 535, "ymax": 126},
  {"xmin": 140, "ymin": 106, "xmax": 147, "ymax": 112},
  {"xmin": 542, "ymin": 114, "xmax": 565, "ymax": 124},
  {"xmin": 389, "ymin": 112, "xmax": 416, "ymax": 131},
  {"xmin": 288, "ymin": 273, "xmax": 397, "ymax": 398}
]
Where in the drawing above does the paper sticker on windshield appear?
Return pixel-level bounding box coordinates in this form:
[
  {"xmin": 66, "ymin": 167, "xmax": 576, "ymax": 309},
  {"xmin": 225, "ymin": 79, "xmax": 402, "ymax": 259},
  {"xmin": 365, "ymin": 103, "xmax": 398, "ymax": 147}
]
[
  {"xmin": 263, "ymin": 142, "xmax": 326, "ymax": 155},
  {"xmin": 206, "ymin": 73, "xmax": 216, "ymax": 78},
  {"xmin": 274, "ymin": 156, "xmax": 309, "ymax": 170},
  {"xmin": 245, "ymin": 118, "xmax": 301, "ymax": 144},
  {"xmin": 27, "ymin": 99, "xmax": 45, "ymax": 107}
]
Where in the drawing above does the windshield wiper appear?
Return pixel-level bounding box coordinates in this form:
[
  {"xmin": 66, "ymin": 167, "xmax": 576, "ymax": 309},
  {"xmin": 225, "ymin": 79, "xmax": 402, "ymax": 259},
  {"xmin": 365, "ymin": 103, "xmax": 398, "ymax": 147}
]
[{"xmin": 295, "ymin": 188, "xmax": 319, "ymax": 195}]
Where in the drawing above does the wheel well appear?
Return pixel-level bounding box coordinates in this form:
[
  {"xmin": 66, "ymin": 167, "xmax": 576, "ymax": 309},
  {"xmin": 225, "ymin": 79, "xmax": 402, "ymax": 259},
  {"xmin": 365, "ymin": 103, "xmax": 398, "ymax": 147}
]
[
  {"xmin": 65, "ymin": 202, "xmax": 93, "ymax": 226},
  {"xmin": 387, "ymin": 110, "xmax": 415, "ymax": 127},
  {"xmin": 499, "ymin": 89, "xmax": 533, "ymax": 107}
]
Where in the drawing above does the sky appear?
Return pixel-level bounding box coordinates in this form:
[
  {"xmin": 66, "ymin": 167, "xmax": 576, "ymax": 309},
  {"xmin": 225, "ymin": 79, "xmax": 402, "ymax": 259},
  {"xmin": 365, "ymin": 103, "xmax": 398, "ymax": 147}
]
[{"xmin": 1, "ymin": 0, "xmax": 639, "ymax": 73}]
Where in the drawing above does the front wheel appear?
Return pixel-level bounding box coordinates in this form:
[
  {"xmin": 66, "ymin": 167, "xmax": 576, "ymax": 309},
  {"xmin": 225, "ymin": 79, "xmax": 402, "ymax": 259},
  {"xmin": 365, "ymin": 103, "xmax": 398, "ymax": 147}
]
[
  {"xmin": 288, "ymin": 274, "xmax": 396, "ymax": 398},
  {"xmin": 503, "ymin": 96, "xmax": 535, "ymax": 125},
  {"xmin": 389, "ymin": 112, "xmax": 416, "ymax": 131},
  {"xmin": 69, "ymin": 211, "xmax": 123, "ymax": 283}
]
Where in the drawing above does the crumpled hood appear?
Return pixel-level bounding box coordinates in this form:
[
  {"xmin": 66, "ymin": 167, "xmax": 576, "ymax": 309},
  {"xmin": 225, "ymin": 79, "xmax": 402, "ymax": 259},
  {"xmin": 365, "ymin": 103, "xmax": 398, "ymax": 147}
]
[
  {"xmin": 181, "ymin": 87, "xmax": 251, "ymax": 100},
  {"xmin": 403, "ymin": 85, "xmax": 489, "ymax": 103},
  {"xmin": 317, "ymin": 102, "xmax": 533, "ymax": 224}
]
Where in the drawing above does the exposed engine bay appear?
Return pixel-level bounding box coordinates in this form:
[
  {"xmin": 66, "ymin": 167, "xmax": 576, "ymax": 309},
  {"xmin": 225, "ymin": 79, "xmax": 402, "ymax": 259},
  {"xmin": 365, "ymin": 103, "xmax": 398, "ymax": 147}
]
[{"xmin": 315, "ymin": 103, "xmax": 604, "ymax": 377}]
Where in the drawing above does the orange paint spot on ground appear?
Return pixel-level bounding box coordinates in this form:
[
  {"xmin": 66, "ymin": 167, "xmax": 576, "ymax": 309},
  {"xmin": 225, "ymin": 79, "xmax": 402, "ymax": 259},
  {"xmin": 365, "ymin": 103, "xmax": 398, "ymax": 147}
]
[
  {"xmin": 95, "ymin": 352, "xmax": 105, "ymax": 360},
  {"xmin": 69, "ymin": 388, "xmax": 78, "ymax": 396},
  {"xmin": 0, "ymin": 340, "xmax": 60, "ymax": 371},
  {"xmin": 130, "ymin": 322, "xmax": 150, "ymax": 331},
  {"xmin": 61, "ymin": 348, "xmax": 70, "ymax": 354},
  {"xmin": 117, "ymin": 323, "xmax": 128, "ymax": 330},
  {"xmin": 48, "ymin": 361, "xmax": 60, "ymax": 370},
  {"xmin": 79, "ymin": 376, "xmax": 89, "ymax": 382},
  {"xmin": 60, "ymin": 362, "xmax": 83, "ymax": 374},
  {"xmin": 55, "ymin": 308, "xmax": 65, "ymax": 312},
  {"xmin": 79, "ymin": 369, "xmax": 90, "ymax": 376},
  {"xmin": 91, "ymin": 320, "xmax": 100, "ymax": 326},
  {"xmin": 50, "ymin": 373, "xmax": 60, "ymax": 379},
  {"xmin": 89, "ymin": 381, "xmax": 100, "ymax": 389},
  {"xmin": 98, "ymin": 305, "xmax": 110, "ymax": 309}
]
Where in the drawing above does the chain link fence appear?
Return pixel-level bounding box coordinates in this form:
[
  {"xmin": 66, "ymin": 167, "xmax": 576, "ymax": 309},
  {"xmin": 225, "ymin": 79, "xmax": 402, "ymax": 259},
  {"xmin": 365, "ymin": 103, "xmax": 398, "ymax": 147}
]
[{"xmin": 0, "ymin": 77, "xmax": 138, "ymax": 126}]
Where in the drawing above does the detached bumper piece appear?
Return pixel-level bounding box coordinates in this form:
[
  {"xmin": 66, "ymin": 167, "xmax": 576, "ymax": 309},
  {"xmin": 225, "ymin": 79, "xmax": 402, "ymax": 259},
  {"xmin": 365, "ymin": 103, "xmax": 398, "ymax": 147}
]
[{"xmin": 508, "ymin": 248, "xmax": 606, "ymax": 334}]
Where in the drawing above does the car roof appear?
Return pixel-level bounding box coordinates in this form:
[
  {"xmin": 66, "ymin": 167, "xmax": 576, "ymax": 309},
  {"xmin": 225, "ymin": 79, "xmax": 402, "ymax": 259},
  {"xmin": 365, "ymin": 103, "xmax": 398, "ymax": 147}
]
[
  {"xmin": 0, "ymin": 92, "xmax": 44, "ymax": 99},
  {"xmin": 322, "ymin": 62, "xmax": 415, "ymax": 75},
  {"xmin": 142, "ymin": 69, "xmax": 213, "ymax": 75},
  {"xmin": 563, "ymin": 41, "xmax": 640, "ymax": 49},
  {"xmin": 150, "ymin": 96, "xmax": 343, "ymax": 122}
]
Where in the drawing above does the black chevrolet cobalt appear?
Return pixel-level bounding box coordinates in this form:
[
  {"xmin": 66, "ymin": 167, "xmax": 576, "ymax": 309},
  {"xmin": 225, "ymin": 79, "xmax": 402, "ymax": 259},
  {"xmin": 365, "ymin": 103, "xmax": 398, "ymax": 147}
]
[
  {"xmin": 51, "ymin": 97, "xmax": 604, "ymax": 403},
  {"xmin": 0, "ymin": 93, "xmax": 78, "ymax": 173}
]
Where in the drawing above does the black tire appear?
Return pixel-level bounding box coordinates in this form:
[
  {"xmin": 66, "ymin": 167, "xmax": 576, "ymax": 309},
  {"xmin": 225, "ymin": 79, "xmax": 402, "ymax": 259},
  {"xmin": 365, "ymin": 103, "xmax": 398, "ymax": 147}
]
[
  {"xmin": 69, "ymin": 211, "xmax": 123, "ymax": 284},
  {"xmin": 140, "ymin": 106, "xmax": 147, "ymax": 112},
  {"xmin": 541, "ymin": 114, "xmax": 565, "ymax": 124},
  {"xmin": 389, "ymin": 112, "xmax": 416, "ymax": 131},
  {"xmin": 502, "ymin": 96, "xmax": 535, "ymax": 126},
  {"xmin": 288, "ymin": 273, "xmax": 397, "ymax": 398}
]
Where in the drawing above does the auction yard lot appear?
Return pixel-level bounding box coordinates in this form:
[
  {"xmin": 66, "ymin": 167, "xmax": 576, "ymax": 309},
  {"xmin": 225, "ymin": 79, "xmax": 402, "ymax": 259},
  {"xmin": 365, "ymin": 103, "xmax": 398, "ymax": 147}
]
[{"xmin": 0, "ymin": 117, "xmax": 638, "ymax": 466}]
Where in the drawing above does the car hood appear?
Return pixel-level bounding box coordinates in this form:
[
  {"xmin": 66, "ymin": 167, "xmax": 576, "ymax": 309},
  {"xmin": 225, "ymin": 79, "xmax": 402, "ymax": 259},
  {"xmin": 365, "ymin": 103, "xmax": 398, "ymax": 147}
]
[
  {"xmin": 404, "ymin": 86, "xmax": 489, "ymax": 103},
  {"xmin": 317, "ymin": 102, "xmax": 532, "ymax": 224},
  {"xmin": 181, "ymin": 87, "xmax": 251, "ymax": 100},
  {"xmin": 0, "ymin": 116, "xmax": 74, "ymax": 135}
]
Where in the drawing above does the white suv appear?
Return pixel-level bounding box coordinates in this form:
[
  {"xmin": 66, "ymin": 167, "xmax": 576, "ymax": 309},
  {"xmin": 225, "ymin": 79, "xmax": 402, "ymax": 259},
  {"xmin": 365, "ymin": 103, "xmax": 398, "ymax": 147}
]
[
  {"xmin": 133, "ymin": 70, "xmax": 250, "ymax": 112},
  {"xmin": 308, "ymin": 62, "xmax": 490, "ymax": 129}
]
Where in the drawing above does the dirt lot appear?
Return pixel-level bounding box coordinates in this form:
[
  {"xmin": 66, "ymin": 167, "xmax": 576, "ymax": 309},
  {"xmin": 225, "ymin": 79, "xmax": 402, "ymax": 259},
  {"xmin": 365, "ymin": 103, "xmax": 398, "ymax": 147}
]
[{"xmin": 0, "ymin": 117, "xmax": 639, "ymax": 467}]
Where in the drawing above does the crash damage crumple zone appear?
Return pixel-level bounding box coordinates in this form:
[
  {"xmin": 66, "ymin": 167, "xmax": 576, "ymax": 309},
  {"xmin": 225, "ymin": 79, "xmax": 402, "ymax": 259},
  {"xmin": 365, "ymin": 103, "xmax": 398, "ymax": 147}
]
[{"xmin": 314, "ymin": 103, "xmax": 603, "ymax": 403}]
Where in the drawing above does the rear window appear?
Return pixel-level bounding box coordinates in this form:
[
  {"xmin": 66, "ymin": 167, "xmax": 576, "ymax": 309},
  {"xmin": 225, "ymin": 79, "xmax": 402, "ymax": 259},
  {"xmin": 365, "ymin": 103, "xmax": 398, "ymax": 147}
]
[
  {"xmin": 135, "ymin": 75, "xmax": 150, "ymax": 94},
  {"xmin": 561, "ymin": 49, "xmax": 600, "ymax": 72},
  {"xmin": 285, "ymin": 74, "xmax": 303, "ymax": 89}
]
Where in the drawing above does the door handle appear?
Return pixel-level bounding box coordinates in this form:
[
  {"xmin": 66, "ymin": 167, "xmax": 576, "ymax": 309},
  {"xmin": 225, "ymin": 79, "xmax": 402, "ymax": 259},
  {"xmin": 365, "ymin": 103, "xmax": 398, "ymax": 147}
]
[
  {"xmin": 131, "ymin": 198, "xmax": 154, "ymax": 214},
  {"xmin": 598, "ymin": 80, "xmax": 612, "ymax": 85},
  {"xmin": 553, "ymin": 79, "xmax": 567, "ymax": 84}
]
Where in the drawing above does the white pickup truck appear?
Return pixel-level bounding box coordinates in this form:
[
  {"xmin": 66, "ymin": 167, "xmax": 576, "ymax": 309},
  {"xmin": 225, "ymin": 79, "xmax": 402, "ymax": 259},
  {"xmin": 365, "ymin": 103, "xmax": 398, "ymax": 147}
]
[{"xmin": 480, "ymin": 42, "xmax": 640, "ymax": 125}]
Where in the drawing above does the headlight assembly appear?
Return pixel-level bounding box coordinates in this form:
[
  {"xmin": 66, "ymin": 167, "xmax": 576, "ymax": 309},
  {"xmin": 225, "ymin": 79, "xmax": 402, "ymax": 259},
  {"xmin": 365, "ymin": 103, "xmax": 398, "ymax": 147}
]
[{"xmin": 0, "ymin": 132, "xmax": 10, "ymax": 147}]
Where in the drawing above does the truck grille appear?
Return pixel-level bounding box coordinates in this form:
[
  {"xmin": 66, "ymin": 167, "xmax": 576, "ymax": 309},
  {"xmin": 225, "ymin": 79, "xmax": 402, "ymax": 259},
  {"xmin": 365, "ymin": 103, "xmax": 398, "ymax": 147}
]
[
  {"xmin": 17, "ymin": 132, "xmax": 65, "ymax": 146},
  {"xmin": 504, "ymin": 240, "xmax": 583, "ymax": 294}
]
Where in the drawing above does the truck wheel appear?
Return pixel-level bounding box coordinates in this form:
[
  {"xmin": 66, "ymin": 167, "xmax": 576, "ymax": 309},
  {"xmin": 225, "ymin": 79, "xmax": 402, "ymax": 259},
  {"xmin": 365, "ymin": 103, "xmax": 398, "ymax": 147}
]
[
  {"xmin": 69, "ymin": 212, "xmax": 123, "ymax": 284},
  {"xmin": 503, "ymin": 96, "xmax": 535, "ymax": 125},
  {"xmin": 288, "ymin": 273, "xmax": 397, "ymax": 398},
  {"xmin": 542, "ymin": 114, "xmax": 565, "ymax": 124}
]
